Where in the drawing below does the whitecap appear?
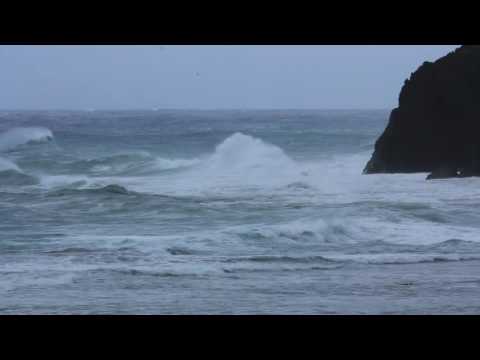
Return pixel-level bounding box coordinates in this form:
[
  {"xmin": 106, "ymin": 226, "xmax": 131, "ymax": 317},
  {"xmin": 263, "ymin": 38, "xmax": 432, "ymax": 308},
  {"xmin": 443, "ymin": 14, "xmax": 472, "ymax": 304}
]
[{"xmin": 0, "ymin": 127, "xmax": 54, "ymax": 152}]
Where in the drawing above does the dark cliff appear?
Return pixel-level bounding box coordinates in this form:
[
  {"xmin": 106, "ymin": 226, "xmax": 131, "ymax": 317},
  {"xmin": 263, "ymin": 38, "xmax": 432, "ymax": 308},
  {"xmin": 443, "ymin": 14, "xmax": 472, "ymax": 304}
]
[{"xmin": 364, "ymin": 45, "xmax": 480, "ymax": 179}]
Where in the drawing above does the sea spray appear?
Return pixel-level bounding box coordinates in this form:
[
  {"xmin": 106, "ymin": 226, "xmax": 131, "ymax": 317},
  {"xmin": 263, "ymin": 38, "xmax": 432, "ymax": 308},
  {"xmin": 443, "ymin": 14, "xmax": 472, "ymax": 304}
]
[
  {"xmin": 189, "ymin": 132, "xmax": 303, "ymax": 188},
  {"xmin": 0, "ymin": 127, "xmax": 53, "ymax": 152}
]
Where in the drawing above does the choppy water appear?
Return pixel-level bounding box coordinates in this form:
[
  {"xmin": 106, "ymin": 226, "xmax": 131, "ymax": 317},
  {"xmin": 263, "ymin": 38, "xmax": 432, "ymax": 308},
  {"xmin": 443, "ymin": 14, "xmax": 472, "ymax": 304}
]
[{"xmin": 1, "ymin": 110, "xmax": 480, "ymax": 314}]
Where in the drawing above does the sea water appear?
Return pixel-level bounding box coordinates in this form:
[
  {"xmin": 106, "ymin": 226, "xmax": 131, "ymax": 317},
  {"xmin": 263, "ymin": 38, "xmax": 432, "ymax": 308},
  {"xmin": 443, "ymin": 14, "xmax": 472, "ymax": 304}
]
[{"xmin": 1, "ymin": 110, "xmax": 480, "ymax": 314}]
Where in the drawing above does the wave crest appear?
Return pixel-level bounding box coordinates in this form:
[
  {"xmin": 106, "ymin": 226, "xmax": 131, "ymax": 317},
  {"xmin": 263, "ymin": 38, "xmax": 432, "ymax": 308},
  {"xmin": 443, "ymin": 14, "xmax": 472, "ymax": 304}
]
[
  {"xmin": 0, "ymin": 127, "xmax": 53, "ymax": 152},
  {"xmin": 162, "ymin": 132, "xmax": 305, "ymax": 191},
  {"xmin": 207, "ymin": 132, "xmax": 296, "ymax": 173},
  {"xmin": 0, "ymin": 157, "xmax": 20, "ymax": 172},
  {"xmin": 0, "ymin": 157, "xmax": 38, "ymax": 185}
]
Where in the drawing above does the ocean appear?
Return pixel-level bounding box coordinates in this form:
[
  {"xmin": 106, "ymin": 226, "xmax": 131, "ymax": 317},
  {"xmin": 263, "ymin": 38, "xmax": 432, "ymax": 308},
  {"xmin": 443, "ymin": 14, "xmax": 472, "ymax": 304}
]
[{"xmin": 1, "ymin": 109, "xmax": 480, "ymax": 314}]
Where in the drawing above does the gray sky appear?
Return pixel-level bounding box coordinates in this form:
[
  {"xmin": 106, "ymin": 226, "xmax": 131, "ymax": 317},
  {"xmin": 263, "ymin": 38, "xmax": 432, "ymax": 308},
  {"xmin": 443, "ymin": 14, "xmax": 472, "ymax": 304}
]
[{"xmin": 0, "ymin": 45, "xmax": 459, "ymax": 110}]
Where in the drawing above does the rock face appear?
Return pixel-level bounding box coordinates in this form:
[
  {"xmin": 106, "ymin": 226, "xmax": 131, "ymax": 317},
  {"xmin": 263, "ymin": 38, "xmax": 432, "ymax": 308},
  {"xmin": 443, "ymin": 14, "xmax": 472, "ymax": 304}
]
[{"xmin": 364, "ymin": 45, "xmax": 480, "ymax": 179}]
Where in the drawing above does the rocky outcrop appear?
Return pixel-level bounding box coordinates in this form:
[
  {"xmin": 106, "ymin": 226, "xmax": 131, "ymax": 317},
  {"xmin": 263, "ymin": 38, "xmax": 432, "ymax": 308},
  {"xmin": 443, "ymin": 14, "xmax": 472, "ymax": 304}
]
[
  {"xmin": 425, "ymin": 167, "xmax": 459, "ymax": 180},
  {"xmin": 363, "ymin": 45, "xmax": 480, "ymax": 179}
]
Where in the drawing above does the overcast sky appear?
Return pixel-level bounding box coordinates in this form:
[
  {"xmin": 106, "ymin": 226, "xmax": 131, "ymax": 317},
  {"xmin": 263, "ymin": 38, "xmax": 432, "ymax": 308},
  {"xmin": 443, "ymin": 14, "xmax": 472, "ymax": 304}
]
[{"xmin": 0, "ymin": 45, "xmax": 459, "ymax": 110}]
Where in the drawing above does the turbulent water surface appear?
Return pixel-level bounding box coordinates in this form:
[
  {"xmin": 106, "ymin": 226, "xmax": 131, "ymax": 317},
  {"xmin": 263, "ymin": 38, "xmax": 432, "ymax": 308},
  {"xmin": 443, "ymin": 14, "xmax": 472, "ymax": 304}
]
[{"xmin": 1, "ymin": 110, "xmax": 480, "ymax": 314}]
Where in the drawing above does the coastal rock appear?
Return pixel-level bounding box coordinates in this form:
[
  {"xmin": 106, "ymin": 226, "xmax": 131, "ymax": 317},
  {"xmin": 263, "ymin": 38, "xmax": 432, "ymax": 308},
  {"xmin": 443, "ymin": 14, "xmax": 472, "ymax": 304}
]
[
  {"xmin": 425, "ymin": 167, "xmax": 459, "ymax": 180},
  {"xmin": 363, "ymin": 45, "xmax": 480, "ymax": 179}
]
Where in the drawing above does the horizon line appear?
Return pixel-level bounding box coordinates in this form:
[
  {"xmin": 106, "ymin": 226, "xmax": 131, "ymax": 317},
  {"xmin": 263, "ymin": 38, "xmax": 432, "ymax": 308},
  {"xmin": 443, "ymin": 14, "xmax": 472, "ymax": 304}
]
[{"xmin": 0, "ymin": 107, "xmax": 392, "ymax": 112}]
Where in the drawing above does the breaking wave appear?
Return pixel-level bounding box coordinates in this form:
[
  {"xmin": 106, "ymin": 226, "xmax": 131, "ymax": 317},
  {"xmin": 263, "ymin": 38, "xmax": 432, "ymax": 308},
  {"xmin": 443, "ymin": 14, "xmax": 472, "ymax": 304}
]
[
  {"xmin": 0, "ymin": 157, "xmax": 38, "ymax": 185},
  {"xmin": 1, "ymin": 132, "xmax": 304, "ymax": 192},
  {"xmin": 88, "ymin": 131, "xmax": 300, "ymax": 181},
  {"xmin": 226, "ymin": 218, "xmax": 357, "ymax": 244},
  {"xmin": 207, "ymin": 132, "xmax": 296, "ymax": 173},
  {"xmin": 170, "ymin": 132, "xmax": 305, "ymax": 190},
  {"xmin": 0, "ymin": 157, "xmax": 20, "ymax": 172},
  {"xmin": 0, "ymin": 127, "xmax": 54, "ymax": 152}
]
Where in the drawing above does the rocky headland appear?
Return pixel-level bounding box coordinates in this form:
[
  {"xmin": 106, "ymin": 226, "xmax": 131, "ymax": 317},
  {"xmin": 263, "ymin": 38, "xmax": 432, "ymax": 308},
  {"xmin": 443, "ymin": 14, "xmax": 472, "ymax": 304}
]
[{"xmin": 364, "ymin": 45, "xmax": 480, "ymax": 180}]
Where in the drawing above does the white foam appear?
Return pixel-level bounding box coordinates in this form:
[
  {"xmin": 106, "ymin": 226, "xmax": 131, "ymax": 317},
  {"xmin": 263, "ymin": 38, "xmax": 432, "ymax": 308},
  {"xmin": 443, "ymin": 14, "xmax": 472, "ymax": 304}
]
[
  {"xmin": 153, "ymin": 157, "xmax": 201, "ymax": 171},
  {"xmin": 17, "ymin": 130, "xmax": 480, "ymax": 248},
  {"xmin": 221, "ymin": 217, "xmax": 360, "ymax": 245},
  {"xmin": 38, "ymin": 174, "xmax": 91, "ymax": 189},
  {"xmin": 122, "ymin": 132, "xmax": 304, "ymax": 195},
  {"xmin": 207, "ymin": 132, "xmax": 296, "ymax": 173},
  {"xmin": 0, "ymin": 127, "xmax": 53, "ymax": 152},
  {"xmin": 0, "ymin": 157, "xmax": 21, "ymax": 172},
  {"xmin": 30, "ymin": 132, "xmax": 306, "ymax": 195}
]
